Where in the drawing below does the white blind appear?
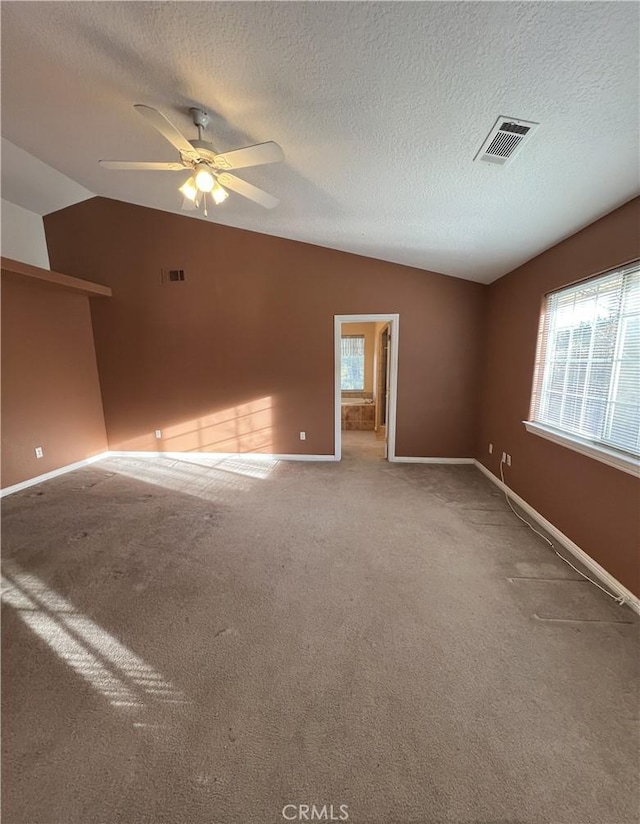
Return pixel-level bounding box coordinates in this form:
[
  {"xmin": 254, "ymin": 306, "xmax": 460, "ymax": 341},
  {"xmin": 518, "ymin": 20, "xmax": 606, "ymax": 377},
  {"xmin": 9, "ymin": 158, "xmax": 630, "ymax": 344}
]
[
  {"xmin": 531, "ymin": 263, "xmax": 640, "ymax": 457},
  {"xmin": 341, "ymin": 335, "xmax": 365, "ymax": 390}
]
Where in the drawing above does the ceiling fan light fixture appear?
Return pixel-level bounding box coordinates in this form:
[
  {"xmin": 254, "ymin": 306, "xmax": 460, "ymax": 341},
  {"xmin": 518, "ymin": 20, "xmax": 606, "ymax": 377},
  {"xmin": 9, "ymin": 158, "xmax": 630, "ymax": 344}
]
[
  {"xmin": 102, "ymin": 105, "xmax": 283, "ymax": 210},
  {"xmin": 179, "ymin": 176, "xmax": 198, "ymax": 201},
  {"xmin": 194, "ymin": 162, "xmax": 215, "ymax": 193},
  {"xmin": 211, "ymin": 182, "xmax": 229, "ymax": 205}
]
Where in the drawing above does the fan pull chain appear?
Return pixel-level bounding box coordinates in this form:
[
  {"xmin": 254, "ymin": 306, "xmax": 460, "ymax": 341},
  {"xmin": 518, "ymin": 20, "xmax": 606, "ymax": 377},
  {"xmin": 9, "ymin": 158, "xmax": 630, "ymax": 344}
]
[{"xmin": 203, "ymin": 191, "xmax": 208, "ymax": 217}]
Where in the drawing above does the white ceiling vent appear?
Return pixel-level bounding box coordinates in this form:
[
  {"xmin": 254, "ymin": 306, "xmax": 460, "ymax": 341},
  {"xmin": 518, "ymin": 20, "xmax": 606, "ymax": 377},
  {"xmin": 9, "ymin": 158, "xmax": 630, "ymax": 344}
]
[{"xmin": 474, "ymin": 116, "xmax": 539, "ymax": 166}]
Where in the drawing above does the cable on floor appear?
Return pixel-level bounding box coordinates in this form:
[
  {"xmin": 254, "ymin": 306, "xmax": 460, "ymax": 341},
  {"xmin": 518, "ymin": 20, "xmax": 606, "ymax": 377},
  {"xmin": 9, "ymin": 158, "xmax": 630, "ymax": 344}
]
[{"xmin": 498, "ymin": 459, "xmax": 626, "ymax": 606}]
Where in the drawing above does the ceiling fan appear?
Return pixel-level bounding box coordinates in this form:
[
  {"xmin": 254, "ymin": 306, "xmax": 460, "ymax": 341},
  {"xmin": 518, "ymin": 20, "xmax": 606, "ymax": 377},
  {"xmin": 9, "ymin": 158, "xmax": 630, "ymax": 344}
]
[{"xmin": 100, "ymin": 105, "xmax": 284, "ymax": 214}]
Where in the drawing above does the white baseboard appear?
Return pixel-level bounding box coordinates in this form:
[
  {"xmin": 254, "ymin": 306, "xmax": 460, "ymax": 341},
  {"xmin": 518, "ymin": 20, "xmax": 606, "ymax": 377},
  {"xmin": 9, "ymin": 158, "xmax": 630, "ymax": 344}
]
[
  {"xmin": 392, "ymin": 457, "xmax": 475, "ymax": 464},
  {"xmin": 106, "ymin": 451, "xmax": 337, "ymax": 462},
  {"xmin": 474, "ymin": 460, "xmax": 640, "ymax": 616},
  {"xmin": 0, "ymin": 452, "xmax": 110, "ymax": 498}
]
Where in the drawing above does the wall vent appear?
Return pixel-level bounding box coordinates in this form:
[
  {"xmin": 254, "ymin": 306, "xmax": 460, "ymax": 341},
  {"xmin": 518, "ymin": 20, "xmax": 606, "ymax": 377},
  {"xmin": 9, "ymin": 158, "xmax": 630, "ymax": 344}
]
[
  {"xmin": 474, "ymin": 116, "xmax": 539, "ymax": 166},
  {"xmin": 162, "ymin": 268, "xmax": 186, "ymax": 284}
]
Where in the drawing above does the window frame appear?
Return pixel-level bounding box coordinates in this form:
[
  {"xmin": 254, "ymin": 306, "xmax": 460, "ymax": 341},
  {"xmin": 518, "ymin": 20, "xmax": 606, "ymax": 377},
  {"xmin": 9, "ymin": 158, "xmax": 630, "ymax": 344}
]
[{"xmin": 524, "ymin": 260, "xmax": 640, "ymax": 478}]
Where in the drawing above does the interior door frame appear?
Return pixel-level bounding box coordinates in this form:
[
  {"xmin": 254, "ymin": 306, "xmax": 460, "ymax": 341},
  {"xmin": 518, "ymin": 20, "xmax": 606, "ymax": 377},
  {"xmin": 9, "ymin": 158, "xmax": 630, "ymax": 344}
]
[{"xmin": 334, "ymin": 313, "xmax": 400, "ymax": 461}]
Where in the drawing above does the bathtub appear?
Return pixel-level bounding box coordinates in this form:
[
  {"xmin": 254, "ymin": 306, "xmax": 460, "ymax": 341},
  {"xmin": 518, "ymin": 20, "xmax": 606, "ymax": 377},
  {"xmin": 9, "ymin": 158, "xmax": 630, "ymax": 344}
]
[{"xmin": 341, "ymin": 398, "xmax": 375, "ymax": 430}]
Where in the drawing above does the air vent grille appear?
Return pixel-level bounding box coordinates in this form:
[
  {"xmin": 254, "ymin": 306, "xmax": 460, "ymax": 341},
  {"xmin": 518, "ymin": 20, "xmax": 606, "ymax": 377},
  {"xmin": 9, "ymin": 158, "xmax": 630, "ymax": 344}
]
[
  {"xmin": 161, "ymin": 268, "xmax": 186, "ymax": 284},
  {"xmin": 485, "ymin": 131, "xmax": 524, "ymax": 158},
  {"xmin": 475, "ymin": 116, "xmax": 539, "ymax": 166},
  {"xmin": 500, "ymin": 122, "xmax": 530, "ymax": 136}
]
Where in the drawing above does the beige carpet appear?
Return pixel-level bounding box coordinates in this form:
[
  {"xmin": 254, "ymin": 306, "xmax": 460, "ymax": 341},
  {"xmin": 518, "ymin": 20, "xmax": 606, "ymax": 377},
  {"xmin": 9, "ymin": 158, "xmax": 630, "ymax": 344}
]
[{"xmin": 2, "ymin": 436, "xmax": 638, "ymax": 824}]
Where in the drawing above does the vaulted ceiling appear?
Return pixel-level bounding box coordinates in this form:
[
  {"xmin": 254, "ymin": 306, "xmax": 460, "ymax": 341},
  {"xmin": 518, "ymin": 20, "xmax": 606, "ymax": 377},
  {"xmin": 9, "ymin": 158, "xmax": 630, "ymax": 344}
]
[{"xmin": 1, "ymin": 1, "xmax": 638, "ymax": 283}]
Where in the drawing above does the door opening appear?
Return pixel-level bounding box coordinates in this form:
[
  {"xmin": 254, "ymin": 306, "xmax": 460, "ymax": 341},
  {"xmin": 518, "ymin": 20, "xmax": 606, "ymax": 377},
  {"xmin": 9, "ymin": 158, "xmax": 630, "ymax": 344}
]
[{"xmin": 334, "ymin": 314, "xmax": 399, "ymax": 461}]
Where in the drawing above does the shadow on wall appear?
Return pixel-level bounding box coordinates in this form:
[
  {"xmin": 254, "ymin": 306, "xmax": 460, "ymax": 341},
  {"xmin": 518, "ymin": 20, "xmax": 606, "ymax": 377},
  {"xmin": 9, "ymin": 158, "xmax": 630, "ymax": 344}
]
[
  {"xmin": 109, "ymin": 391, "xmax": 334, "ymax": 456},
  {"xmin": 115, "ymin": 396, "xmax": 274, "ymax": 453}
]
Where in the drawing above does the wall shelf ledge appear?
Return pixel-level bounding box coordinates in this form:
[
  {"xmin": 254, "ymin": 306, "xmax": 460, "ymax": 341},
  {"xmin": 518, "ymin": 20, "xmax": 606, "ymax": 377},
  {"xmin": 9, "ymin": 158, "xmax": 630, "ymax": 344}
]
[{"xmin": 1, "ymin": 256, "xmax": 112, "ymax": 297}]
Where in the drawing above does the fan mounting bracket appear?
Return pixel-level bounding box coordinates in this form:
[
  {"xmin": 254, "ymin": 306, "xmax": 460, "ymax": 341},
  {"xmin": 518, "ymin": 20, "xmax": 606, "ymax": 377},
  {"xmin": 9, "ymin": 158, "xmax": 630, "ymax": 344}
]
[{"xmin": 189, "ymin": 108, "xmax": 210, "ymax": 130}]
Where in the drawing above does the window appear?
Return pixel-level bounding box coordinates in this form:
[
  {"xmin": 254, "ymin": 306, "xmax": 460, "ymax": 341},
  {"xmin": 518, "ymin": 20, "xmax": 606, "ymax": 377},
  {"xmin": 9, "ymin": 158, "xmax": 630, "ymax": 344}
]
[
  {"xmin": 341, "ymin": 335, "xmax": 365, "ymax": 391},
  {"xmin": 527, "ymin": 262, "xmax": 640, "ymax": 471}
]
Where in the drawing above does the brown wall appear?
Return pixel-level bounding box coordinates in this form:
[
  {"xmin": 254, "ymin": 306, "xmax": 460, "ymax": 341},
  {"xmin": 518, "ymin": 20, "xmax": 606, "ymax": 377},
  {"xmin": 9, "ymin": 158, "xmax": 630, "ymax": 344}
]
[
  {"xmin": 1, "ymin": 275, "xmax": 108, "ymax": 488},
  {"xmin": 477, "ymin": 198, "xmax": 640, "ymax": 596},
  {"xmin": 44, "ymin": 197, "xmax": 485, "ymax": 459}
]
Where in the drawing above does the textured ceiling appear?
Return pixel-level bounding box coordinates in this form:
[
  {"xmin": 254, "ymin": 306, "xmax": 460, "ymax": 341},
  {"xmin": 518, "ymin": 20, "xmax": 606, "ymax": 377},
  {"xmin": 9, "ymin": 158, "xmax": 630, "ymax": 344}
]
[{"xmin": 1, "ymin": 1, "xmax": 638, "ymax": 283}]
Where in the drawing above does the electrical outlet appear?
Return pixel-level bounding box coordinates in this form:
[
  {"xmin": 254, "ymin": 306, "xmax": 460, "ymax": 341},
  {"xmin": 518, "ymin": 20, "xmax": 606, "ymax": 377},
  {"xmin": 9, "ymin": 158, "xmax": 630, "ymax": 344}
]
[
  {"xmin": 35, "ymin": 447, "xmax": 43, "ymax": 459},
  {"xmin": 506, "ymin": 454, "xmax": 512, "ymax": 467},
  {"xmin": 488, "ymin": 443, "xmax": 493, "ymax": 454},
  {"xmin": 299, "ymin": 431, "xmax": 306, "ymax": 441},
  {"xmin": 155, "ymin": 430, "xmax": 162, "ymax": 439}
]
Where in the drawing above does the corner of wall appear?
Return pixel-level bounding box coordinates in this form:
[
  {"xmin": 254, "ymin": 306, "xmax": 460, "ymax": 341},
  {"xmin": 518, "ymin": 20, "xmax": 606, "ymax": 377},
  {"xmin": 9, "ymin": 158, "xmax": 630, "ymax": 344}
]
[{"xmin": 1, "ymin": 198, "xmax": 50, "ymax": 269}]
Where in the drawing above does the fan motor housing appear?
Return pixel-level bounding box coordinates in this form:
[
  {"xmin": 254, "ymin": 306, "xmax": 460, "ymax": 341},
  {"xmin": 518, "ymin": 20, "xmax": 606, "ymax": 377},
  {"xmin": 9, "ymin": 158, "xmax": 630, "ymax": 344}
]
[{"xmin": 188, "ymin": 139, "xmax": 218, "ymax": 163}]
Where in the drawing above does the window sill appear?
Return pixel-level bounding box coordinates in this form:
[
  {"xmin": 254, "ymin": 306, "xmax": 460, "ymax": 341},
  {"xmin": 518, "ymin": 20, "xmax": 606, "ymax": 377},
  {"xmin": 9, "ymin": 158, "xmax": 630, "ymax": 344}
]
[{"xmin": 523, "ymin": 421, "xmax": 640, "ymax": 478}]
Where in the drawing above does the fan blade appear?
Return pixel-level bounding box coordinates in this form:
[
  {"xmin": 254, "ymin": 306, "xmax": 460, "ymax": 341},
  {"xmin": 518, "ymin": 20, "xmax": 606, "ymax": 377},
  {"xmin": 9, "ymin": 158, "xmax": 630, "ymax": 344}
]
[
  {"xmin": 134, "ymin": 104, "xmax": 199, "ymax": 160},
  {"xmin": 100, "ymin": 160, "xmax": 186, "ymax": 170},
  {"xmin": 217, "ymin": 173, "xmax": 279, "ymax": 208},
  {"xmin": 213, "ymin": 141, "xmax": 284, "ymax": 170}
]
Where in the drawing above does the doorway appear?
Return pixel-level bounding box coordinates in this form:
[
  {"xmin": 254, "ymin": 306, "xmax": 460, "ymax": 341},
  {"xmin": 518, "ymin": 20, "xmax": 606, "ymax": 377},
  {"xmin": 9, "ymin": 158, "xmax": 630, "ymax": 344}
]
[{"xmin": 334, "ymin": 314, "xmax": 399, "ymax": 461}]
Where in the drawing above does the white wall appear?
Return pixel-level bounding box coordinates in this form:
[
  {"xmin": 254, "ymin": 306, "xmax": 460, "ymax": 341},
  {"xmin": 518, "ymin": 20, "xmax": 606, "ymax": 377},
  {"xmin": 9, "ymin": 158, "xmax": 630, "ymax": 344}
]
[{"xmin": 1, "ymin": 198, "xmax": 50, "ymax": 269}]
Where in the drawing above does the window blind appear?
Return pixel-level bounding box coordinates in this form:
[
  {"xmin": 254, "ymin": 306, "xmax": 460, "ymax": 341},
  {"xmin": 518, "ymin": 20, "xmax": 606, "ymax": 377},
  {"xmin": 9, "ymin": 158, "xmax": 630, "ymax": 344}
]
[
  {"xmin": 341, "ymin": 335, "xmax": 365, "ymax": 391},
  {"xmin": 530, "ymin": 263, "xmax": 640, "ymax": 457}
]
